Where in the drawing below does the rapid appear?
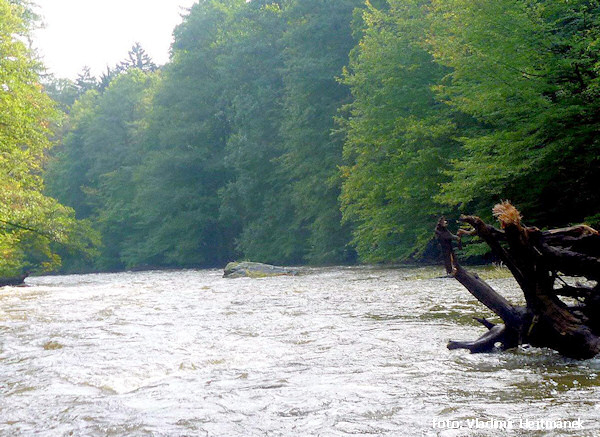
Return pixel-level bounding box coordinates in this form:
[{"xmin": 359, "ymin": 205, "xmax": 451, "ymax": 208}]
[{"xmin": 1, "ymin": 267, "xmax": 598, "ymax": 436}]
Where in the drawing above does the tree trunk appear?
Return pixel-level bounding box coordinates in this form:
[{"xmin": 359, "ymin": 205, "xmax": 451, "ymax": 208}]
[{"xmin": 436, "ymin": 203, "xmax": 600, "ymax": 359}]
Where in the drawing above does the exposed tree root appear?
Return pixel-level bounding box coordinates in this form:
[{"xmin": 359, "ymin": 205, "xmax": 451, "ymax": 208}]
[{"xmin": 436, "ymin": 203, "xmax": 600, "ymax": 359}]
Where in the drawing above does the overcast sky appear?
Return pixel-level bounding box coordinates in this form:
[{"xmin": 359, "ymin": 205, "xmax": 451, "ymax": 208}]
[{"xmin": 32, "ymin": 0, "xmax": 198, "ymax": 79}]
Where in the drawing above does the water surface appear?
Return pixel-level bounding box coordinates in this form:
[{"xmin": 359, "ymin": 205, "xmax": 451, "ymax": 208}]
[{"xmin": 1, "ymin": 267, "xmax": 598, "ymax": 436}]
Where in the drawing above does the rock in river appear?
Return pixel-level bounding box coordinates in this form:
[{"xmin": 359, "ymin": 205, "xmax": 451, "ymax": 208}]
[{"xmin": 223, "ymin": 262, "xmax": 298, "ymax": 278}]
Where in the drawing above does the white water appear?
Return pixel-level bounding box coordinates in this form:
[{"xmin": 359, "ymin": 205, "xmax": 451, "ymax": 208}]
[{"xmin": 1, "ymin": 267, "xmax": 598, "ymax": 436}]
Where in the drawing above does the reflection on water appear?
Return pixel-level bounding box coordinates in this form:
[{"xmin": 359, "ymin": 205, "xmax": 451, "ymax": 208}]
[{"xmin": 0, "ymin": 267, "xmax": 598, "ymax": 436}]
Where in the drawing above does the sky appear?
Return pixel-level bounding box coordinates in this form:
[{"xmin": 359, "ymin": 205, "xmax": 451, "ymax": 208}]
[{"xmin": 32, "ymin": 0, "xmax": 198, "ymax": 80}]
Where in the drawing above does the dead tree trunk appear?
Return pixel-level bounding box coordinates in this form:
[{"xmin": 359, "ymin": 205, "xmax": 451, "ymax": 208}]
[{"xmin": 436, "ymin": 202, "xmax": 600, "ymax": 359}]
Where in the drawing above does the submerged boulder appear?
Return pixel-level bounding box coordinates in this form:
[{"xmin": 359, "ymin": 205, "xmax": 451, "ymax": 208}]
[{"xmin": 223, "ymin": 262, "xmax": 298, "ymax": 278}]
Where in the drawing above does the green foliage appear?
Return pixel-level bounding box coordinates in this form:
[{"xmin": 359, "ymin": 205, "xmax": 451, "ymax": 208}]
[
  {"xmin": 117, "ymin": 0, "xmax": 240, "ymax": 268},
  {"xmin": 428, "ymin": 0, "xmax": 600, "ymax": 226},
  {"xmin": 0, "ymin": 0, "xmax": 97, "ymax": 276},
  {"xmin": 217, "ymin": 0, "xmax": 300, "ymax": 263},
  {"xmin": 45, "ymin": 0, "xmax": 364, "ymax": 269},
  {"xmin": 47, "ymin": 70, "xmax": 160, "ymax": 270},
  {"xmin": 217, "ymin": 0, "xmax": 363, "ymax": 265},
  {"xmin": 339, "ymin": 0, "xmax": 460, "ymax": 262},
  {"xmin": 338, "ymin": 0, "xmax": 600, "ymax": 262},
  {"xmin": 42, "ymin": 0, "xmax": 600, "ymax": 271},
  {"xmin": 278, "ymin": 0, "xmax": 361, "ymax": 264}
]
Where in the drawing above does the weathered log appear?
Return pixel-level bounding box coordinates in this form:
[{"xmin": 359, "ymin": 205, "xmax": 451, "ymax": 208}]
[
  {"xmin": 554, "ymin": 284, "xmax": 593, "ymax": 301},
  {"xmin": 535, "ymin": 240, "xmax": 600, "ymax": 281},
  {"xmin": 435, "ymin": 218, "xmax": 458, "ymax": 275},
  {"xmin": 435, "ymin": 218, "xmax": 518, "ymax": 317},
  {"xmin": 436, "ymin": 202, "xmax": 600, "ymax": 359},
  {"xmin": 448, "ymin": 317, "xmax": 519, "ymax": 353},
  {"xmin": 542, "ymin": 225, "xmax": 600, "ymax": 256},
  {"xmin": 448, "ymin": 323, "xmax": 507, "ymax": 353},
  {"xmin": 453, "ymin": 265, "xmax": 524, "ymax": 329}
]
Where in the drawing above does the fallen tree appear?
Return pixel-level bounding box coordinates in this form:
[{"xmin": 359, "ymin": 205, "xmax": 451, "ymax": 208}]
[{"xmin": 435, "ymin": 202, "xmax": 600, "ymax": 359}]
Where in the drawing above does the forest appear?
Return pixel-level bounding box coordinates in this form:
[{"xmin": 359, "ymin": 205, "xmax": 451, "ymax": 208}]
[{"xmin": 2, "ymin": 0, "xmax": 599, "ymax": 276}]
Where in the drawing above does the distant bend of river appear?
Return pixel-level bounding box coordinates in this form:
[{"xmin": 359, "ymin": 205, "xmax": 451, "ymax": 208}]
[{"xmin": 1, "ymin": 267, "xmax": 598, "ymax": 436}]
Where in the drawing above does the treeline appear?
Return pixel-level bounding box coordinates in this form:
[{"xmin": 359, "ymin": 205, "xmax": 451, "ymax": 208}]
[
  {"xmin": 46, "ymin": 0, "xmax": 361, "ymax": 271},
  {"xmin": 47, "ymin": 0, "xmax": 600, "ymax": 271},
  {"xmin": 17, "ymin": 0, "xmax": 600, "ymax": 274}
]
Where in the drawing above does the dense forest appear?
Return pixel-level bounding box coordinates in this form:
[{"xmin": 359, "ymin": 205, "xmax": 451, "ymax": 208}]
[
  {"xmin": 0, "ymin": 0, "xmax": 95, "ymax": 279},
  {"xmin": 1, "ymin": 0, "xmax": 599, "ymax": 276}
]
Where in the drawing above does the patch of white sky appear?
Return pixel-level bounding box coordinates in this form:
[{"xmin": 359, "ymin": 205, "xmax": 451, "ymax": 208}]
[{"xmin": 32, "ymin": 0, "xmax": 198, "ymax": 80}]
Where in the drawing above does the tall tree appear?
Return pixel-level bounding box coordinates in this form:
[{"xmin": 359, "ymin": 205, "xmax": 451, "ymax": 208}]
[
  {"xmin": 46, "ymin": 70, "xmax": 158, "ymax": 270},
  {"xmin": 120, "ymin": 0, "xmax": 241, "ymax": 268},
  {"xmin": 118, "ymin": 42, "xmax": 157, "ymax": 73},
  {"xmin": 278, "ymin": 0, "xmax": 361, "ymax": 264},
  {"xmin": 1, "ymin": 0, "xmax": 95, "ymax": 276},
  {"xmin": 98, "ymin": 66, "xmax": 116, "ymax": 92},
  {"xmin": 218, "ymin": 0, "xmax": 306, "ymax": 264},
  {"xmin": 339, "ymin": 0, "xmax": 460, "ymax": 262}
]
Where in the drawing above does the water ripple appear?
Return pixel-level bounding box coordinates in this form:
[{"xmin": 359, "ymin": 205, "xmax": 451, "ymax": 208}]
[{"xmin": 0, "ymin": 267, "xmax": 597, "ymax": 436}]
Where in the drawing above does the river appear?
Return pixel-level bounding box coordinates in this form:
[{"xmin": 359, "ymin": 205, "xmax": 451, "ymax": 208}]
[{"xmin": 0, "ymin": 267, "xmax": 598, "ymax": 436}]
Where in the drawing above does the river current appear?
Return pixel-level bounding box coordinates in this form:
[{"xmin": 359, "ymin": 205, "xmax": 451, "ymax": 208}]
[{"xmin": 0, "ymin": 267, "xmax": 598, "ymax": 436}]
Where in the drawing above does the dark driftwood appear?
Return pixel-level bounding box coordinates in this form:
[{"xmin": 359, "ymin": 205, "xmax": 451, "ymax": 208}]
[{"xmin": 436, "ymin": 203, "xmax": 600, "ymax": 359}]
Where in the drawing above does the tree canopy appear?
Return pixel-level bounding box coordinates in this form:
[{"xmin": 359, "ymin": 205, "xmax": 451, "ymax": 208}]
[
  {"xmin": 428, "ymin": 0, "xmax": 600, "ymax": 228},
  {"xmin": 37, "ymin": 0, "xmax": 600, "ymax": 272},
  {"xmin": 0, "ymin": 0, "xmax": 95, "ymax": 278}
]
